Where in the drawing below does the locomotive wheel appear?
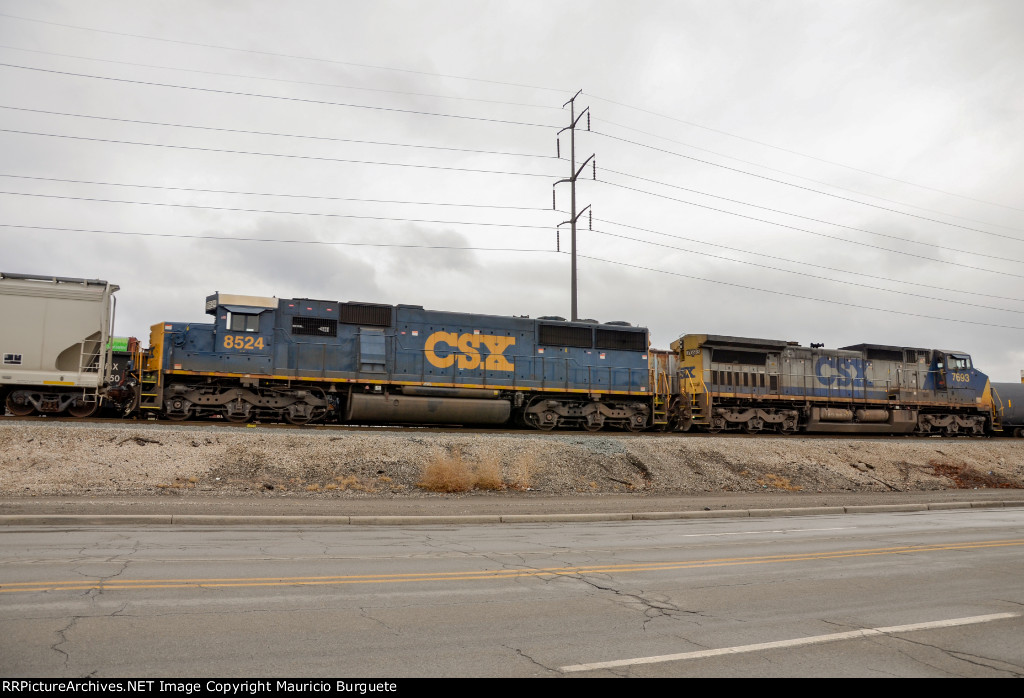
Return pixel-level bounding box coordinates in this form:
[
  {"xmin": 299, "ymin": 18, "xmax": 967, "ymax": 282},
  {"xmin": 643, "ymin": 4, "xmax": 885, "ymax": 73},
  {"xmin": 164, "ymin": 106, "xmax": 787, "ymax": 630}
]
[
  {"xmin": 165, "ymin": 396, "xmax": 193, "ymax": 421},
  {"xmin": 4, "ymin": 393, "xmax": 34, "ymax": 417},
  {"xmin": 624, "ymin": 416, "xmax": 646, "ymax": 432},
  {"xmin": 66, "ymin": 400, "xmax": 99, "ymax": 418},
  {"xmin": 532, "ymin": 412, "xmax": 558, "ymax": 431},
  {"xmin": 222, "ymin": 398, "xmax": 252, "ymax": 423},
  {"xmin": 582, "ymin": 420, "xmax": 603, "ymax": 432},
  {"xmin": 223, "ymin": 410, "xmax": 251, "ymax": 423},
  {"xmin": 284, "ymin": 411, "xmax": 311, "ymax": 426}
]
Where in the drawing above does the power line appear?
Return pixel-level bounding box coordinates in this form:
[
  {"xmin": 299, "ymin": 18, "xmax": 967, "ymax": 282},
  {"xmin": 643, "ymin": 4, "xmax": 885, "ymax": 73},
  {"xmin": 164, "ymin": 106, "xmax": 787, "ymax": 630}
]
[
  {"xmin": 590, "ymin": 124, "xmax": 1024, "ymax": 234},
  {"xmin": 0, "ymin": 11, "xmax": 565, "ymax": 93},
  {"xmin": 576, "ymin": 252, "xmax": 1024, "ymax": 331},
  {"xmin": 0, "ymin": 223, "xmax": 555, "ymax": 253},
  {"xmin": 0, "ymin": 174, "xmax": 549, "ymax": 211},
  {"xmin": 587, "ymin": 226, "xmax": 1023, "ymax": 315},
  {"xmin": 0, "ymin": 129, "xmax": 561, "ymax": 178},
  {"xmin": 0, "ymin": 63, "xmax": 558, "ymax": 129},
  {"xmin": 0, "ymin": 105, "xmax": 553, "ymax": 159},
  {"xmin": 597, "ymin": 179, "xmax": 1024, "ymax": 279},
  {"xmin": 0, "ymin": 191, "xmax": 558, "ymax": 230},
  {"xmin": 590, "ymin": 215, "xmax": 1024, "ymax": 304},
  {"xmin": 598, "ymin": 170, "xmax": 1024, "ymax": 263},
  {"xmin": 14, "ymin": 169, "xmax": 1015, "ymax": 302},
  {"xmin": 6, "ymin": 219, "xmax": 1016, "ymax": 330},
  {"xmin": 0, "ymin": 44, "xmax": 560, "ymax": 112},
  {"xmin": 586, "ymin": 94, "xmax": 1023, "ymax": 213},
  {"xmin": 595, "ymin": 131, "xmax": 1024, "ymax": 244}
]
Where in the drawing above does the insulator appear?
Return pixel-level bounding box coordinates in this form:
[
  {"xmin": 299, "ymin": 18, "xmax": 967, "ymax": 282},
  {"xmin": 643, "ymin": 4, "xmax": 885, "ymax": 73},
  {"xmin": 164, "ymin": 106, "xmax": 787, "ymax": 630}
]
[
  {"xmin": 556, "ymin": 229, "xmax": 560, "ymax": 252},
  {"xmin": 552, "ymin": 189, "xmax": 556, "ymax": 210},
  {"xmin": 592, "ymin": 160, "xmax": 596, "ymax": 180},
  {"xmin": 587, "ymin": 112, "xmax": 591, "ymax": 131},
  {"xmin": 588, "ymin": 210, "xmax": 592, "ymax": 230},
  {"xmin": 556, "ymin": 138, "xmax": 560, "ymax": 158}
]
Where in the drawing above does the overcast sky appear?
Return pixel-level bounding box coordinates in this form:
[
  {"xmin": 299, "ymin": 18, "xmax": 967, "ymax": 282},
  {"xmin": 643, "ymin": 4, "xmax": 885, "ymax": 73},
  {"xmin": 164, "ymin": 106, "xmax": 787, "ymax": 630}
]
[{"xmin": 2, "ymin": 0, "xmax": 1022, "ymax": 380}]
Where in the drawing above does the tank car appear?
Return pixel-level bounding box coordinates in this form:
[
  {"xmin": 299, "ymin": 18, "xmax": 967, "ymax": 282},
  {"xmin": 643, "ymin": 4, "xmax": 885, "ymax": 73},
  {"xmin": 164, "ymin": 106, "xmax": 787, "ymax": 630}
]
[
  {"xmin": 992, "ymin": 382, "xmax": 1024, "ymax": 437},
  {"xmin": 139, "ymin": 292, "xmax": 653, "ymax": 429},
  {"xmin": 667, "ymin": 334, "xmax": 997, "ymax": 435},
  {"xmin": 0, "ymin": 272, "xmax": 121, "ymax": 417}
]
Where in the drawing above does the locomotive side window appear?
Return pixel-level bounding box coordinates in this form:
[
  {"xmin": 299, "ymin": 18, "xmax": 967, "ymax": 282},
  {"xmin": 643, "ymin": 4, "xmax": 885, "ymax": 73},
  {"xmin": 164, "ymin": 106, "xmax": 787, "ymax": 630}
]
[
  {"xmin": 227, "ymin": 312, "xmax": 260, "ymax": 332},
  {"xmin": 948, "ymin": 356, "xmax": 971, "ymax": 370}
]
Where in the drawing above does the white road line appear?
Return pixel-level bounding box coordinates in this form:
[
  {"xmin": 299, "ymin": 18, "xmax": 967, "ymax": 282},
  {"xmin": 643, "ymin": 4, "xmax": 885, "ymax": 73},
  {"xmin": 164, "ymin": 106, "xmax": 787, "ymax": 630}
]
[
  {"xmin": 559, "ymin": 612, "xmax": 1020, "ymax": 673},
  {"xmin": 677, "ymin": 527, "xmax": 854, "ymax": 538}
]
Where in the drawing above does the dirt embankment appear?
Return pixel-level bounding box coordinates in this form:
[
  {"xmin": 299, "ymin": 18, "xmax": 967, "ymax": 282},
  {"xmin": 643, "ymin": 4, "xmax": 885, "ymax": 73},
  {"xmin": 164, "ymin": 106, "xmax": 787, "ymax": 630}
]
[{"xmin": 1, "ymin": 421, "xmax": 1021, "ymax": 498}]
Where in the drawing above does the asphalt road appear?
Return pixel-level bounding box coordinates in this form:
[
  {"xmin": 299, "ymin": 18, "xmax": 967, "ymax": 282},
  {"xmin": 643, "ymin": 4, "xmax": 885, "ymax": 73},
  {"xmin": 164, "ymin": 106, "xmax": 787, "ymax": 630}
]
[{"xmin": 1, "ymin": 507, "xmax": 1022, "ymax": 677}]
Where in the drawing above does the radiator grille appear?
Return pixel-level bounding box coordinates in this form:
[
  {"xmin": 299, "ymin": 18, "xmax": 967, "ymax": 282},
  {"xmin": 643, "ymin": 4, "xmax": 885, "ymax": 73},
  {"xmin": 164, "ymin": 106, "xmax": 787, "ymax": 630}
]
[
  {"xmin": 595, "ymin": 328, "xmax": 647, "ymax": 352},
  {"xmin": 338, "ymin": 303, "xmax": 392, "ymax": 327},
  {"xmin": 539, "ymin": 324, "xmax": 592, "ymax": 348}
]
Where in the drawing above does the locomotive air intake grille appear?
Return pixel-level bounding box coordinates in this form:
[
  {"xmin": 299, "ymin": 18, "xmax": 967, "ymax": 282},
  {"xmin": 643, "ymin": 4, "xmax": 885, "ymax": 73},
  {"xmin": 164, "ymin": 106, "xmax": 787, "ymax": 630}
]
[{"xmin": 291, "ymin": 316, "xmax": 338, "ymax": 337}]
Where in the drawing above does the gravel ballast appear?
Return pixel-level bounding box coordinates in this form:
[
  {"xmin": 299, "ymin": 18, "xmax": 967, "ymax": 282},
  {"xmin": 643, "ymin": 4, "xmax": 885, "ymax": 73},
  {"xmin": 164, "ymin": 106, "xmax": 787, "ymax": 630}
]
[{"xmin": 1, "ymin": 420, "xmax": 1021, "ymax": 499}]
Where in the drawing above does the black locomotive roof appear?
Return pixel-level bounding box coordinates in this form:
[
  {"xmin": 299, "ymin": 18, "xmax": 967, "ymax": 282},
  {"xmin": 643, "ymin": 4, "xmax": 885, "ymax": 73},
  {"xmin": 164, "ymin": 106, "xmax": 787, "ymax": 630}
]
[
  {"xmin": 703, "ymin": 335, "xmax": 792, "ymax": 349},
  {"xmin": 840, "ymin": 343, "xmax": 967, "ymax": 355}
]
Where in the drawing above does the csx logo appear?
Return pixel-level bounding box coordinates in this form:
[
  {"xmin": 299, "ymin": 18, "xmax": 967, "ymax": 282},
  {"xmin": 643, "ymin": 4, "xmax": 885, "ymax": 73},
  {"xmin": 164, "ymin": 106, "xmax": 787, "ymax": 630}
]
[
  {"xmin": 424, "ymin": 331, "xmax": 516, "ymax": 371},
  {"xmin": 679, "ymin": 366, "xmax": 696, "ymax": 379}
]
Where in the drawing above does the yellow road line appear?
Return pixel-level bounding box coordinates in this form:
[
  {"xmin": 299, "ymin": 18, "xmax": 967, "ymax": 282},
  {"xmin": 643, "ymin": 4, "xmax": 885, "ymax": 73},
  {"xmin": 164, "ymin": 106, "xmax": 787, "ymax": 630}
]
[{"xmin": 4, "ymin": 538, "xmax": 1023, "ymax": 594}]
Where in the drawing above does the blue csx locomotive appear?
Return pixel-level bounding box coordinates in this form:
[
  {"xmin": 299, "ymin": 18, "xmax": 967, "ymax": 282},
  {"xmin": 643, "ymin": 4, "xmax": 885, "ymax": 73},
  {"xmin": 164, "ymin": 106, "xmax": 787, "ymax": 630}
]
[
  {"xmin": 1, "ymin": 276, "xmax": 1012, "ymax": 435},
  {"xmin": 139, "ymin": 292, "xmax": 653, "ymax": 430}
]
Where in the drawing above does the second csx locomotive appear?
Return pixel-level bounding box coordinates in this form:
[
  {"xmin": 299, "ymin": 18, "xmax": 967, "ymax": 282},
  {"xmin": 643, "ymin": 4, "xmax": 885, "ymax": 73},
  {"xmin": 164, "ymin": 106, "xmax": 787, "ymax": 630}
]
[{"xmin": 668, "ymin": 334, "xmax": 998, "ymax": 435}]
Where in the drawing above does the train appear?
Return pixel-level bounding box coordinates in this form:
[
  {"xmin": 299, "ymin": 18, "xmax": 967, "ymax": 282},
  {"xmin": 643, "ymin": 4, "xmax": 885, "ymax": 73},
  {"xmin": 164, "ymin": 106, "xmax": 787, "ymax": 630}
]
[{"xmin": 2, "ymin": 271, "xmax": 1019, "ymax": 436}]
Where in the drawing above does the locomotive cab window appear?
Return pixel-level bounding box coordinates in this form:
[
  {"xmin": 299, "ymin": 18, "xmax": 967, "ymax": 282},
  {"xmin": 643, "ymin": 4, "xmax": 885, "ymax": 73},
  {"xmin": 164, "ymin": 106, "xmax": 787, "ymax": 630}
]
[
  {"xmin": 227, "ymin": 312, "xmax": 260, "ymax": 332},
  {"xmin": 948, "ymin": 355, "xmax": 971, "ymax": 370}
]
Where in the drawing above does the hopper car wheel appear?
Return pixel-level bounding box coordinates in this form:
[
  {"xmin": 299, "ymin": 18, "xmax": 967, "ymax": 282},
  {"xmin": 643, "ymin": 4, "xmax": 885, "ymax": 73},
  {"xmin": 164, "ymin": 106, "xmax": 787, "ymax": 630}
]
[
  {"xmin": 165, "ymin": 411, "xmax": 192, "ymax": 421},
  {"xmin": 5, "ymin": 394, "xmax": 34, "ymax": 417},
  {"xmin": 67, "ymin": 400, "xmax": 99, "ymax": 418}
]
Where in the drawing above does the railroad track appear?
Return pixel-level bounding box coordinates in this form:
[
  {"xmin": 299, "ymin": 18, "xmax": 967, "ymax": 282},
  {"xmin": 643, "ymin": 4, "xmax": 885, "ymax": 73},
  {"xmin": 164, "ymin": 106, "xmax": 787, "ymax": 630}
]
[{"xmin": 0, "ymin": 414, "xmax": 1003, "ymax": 440}]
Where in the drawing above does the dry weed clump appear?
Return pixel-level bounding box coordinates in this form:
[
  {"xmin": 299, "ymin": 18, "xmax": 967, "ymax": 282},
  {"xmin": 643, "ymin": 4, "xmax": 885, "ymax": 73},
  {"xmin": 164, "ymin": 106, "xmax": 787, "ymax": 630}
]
[
  {"xmin": 416, "ymin": 450, "xmax": 539, "ymax": 492},
  {"xmin": 756, "ymin": 473, "xmax": 803, "ymax": 491},
  {"xmin": 333, "ymin": 475, "xmax": 376, "ymax": 492},
  {"xmin": 472, "ymin": 456, "xmax": 504, "ymax": 491},
  {"xmin": 417, "ymin": 450, "xmax": 477, "ymax": 492}
]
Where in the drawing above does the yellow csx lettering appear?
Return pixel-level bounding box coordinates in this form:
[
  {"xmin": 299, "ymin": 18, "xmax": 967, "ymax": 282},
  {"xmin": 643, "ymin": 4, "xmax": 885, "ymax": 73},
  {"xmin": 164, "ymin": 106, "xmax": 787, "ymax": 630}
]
[{"xmin": 424, "ymin": 331, "xmax": 516, "ymax": 371}]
